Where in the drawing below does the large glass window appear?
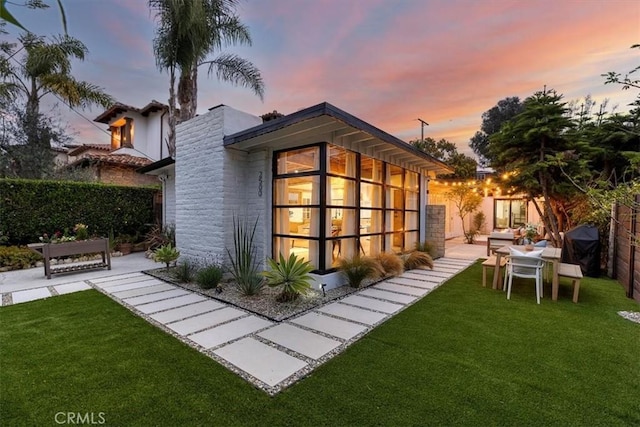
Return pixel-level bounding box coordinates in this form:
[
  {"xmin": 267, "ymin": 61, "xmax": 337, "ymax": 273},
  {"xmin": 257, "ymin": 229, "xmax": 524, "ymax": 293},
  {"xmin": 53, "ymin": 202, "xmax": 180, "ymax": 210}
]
[
  {"xmin": 277, "ymin": 146, "xmax": 319, "ymax": 174},
  {"xmin": 110, "ymin": 117, "xmax": 134, "ymax": 150},
  {"xmin": 273, "ymin": 144, "xmax": 421, "ymax": 272},
  {"xmin": 495, "ymin": 199, "xmax": 526, "ymax": 229}
]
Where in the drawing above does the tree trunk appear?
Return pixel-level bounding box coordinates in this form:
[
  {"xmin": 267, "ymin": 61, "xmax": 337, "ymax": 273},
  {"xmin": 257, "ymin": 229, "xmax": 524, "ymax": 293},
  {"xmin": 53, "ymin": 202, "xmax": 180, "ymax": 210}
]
[
  {"xmin": 177, "ymin": 67, "xmax": 195, "ymax": 123},
  {"xmin": 191, "ymin": 64, "xmax": 198, "ymax": 119}
]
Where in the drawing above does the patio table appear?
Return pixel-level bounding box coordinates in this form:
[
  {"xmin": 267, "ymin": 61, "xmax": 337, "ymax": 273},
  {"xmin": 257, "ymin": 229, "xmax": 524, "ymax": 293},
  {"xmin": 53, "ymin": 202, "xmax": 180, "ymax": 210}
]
[{"xmin": 493, "ymin": 245, "xmax": 562, "ymax": 300}]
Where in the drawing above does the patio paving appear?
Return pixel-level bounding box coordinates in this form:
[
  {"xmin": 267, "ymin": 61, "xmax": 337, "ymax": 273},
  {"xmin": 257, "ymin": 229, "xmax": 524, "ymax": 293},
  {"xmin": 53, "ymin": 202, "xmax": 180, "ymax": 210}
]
[{"xmin": 0, "ymin": 245, "xmax": 479, "ymax": 394}]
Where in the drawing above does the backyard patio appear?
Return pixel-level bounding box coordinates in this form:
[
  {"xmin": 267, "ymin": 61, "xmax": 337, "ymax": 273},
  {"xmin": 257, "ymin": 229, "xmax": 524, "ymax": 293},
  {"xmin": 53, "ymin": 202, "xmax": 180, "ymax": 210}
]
[{"xmin": 1, "ymin": 247, "xmax": 637, "ymax": 426}]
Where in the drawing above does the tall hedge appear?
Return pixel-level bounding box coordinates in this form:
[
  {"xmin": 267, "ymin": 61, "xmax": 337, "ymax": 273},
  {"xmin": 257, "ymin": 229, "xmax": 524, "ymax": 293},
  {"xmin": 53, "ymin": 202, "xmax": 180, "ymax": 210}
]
[{"xmin": 0, "ymin": 179, "xmax": 158, "ymax": 245}]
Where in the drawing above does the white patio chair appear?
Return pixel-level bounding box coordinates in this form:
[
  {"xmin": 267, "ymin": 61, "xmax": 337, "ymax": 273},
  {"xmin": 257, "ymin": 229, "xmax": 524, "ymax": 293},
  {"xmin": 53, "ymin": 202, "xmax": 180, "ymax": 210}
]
[{"xmin": 505, "ymin": 254, "xmax": 545, "ymax": 304}]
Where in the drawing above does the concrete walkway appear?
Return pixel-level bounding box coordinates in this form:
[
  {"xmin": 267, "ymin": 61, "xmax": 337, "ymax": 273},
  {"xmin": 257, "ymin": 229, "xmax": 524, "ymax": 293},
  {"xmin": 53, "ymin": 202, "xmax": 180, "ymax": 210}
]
[{"xmin": 0, "ymin": 241, "xmax": 483, "ymax": 394}]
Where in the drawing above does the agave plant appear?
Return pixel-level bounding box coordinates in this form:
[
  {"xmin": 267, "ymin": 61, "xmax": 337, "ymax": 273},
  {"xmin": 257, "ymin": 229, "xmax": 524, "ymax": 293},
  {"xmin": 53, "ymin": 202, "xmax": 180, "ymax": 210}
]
[
  {"xmin": 263, "ymin": 252, "xmax": 314, "ymax": 302},
  {"xmin": 153, "ymin": 244, "xmax": 180, "ymax": 270},
  {"xmin": 403, "ymin": 251, "xmax": 434, "ymax": 270},
  {"xmin": 375, "ymin": 252, "xmax": 404, "ymax": 277},
  {"xmin": 338, "ymin": 255, "xmax": 382, "ymax": 288}
]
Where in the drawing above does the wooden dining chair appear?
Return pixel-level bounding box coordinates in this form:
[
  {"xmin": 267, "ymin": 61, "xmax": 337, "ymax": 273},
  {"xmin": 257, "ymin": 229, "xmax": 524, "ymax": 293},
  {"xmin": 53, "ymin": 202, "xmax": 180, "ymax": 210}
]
[{"xmin": 505, "ymin": 254, "xmax": 545, "ymax": 304}]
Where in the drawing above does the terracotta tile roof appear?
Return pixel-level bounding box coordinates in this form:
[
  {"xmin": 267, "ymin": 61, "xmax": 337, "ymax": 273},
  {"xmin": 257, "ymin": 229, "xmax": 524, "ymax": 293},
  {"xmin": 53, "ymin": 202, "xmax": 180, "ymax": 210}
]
[
  {"xmin": 68, "ymin": 153, "xmax": 153, "ymax": 168},
  {"xmin": 67, "ymin": 144, "xmax": 111, "ymax": 156},
  {"xmin": 94, "ymin": 100, "xmax": 169, "ymax": 124}
]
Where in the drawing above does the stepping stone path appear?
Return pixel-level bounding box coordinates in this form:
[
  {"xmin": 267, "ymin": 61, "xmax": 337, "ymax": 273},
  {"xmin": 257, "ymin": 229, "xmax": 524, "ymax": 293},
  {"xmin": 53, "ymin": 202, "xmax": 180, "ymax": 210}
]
[{"xmin": 1, "ymin": 257, "xmax": 474, "ymax": 394}]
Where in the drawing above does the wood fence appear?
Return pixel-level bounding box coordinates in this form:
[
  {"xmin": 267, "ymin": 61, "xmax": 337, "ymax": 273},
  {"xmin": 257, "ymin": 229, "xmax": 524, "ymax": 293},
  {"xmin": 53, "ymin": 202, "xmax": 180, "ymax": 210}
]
[{"xmin": 612, "ymin": 195, "xmax": 640, "ymax": 302}]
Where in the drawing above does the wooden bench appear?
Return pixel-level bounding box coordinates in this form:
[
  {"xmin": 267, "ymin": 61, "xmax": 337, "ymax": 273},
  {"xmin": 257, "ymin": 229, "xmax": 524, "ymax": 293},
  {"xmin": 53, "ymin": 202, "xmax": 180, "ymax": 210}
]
[
  {"xmin": 28, "ymin": 238, "xmax": 111, "ymax": 279},
  {"xmin": 482, "ymin": 255, "xmax": 507, "ymax": 289},
  {"xmin": 558, "ymin": 263, "xmax": 583, "ymax": 303}
]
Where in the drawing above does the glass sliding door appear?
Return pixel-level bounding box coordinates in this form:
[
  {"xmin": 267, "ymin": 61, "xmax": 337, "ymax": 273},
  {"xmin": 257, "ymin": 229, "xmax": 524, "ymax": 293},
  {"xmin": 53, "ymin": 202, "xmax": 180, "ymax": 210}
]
[{"xmin": 494, "ymin": 199, "xmax": 527, "ymax": 229}]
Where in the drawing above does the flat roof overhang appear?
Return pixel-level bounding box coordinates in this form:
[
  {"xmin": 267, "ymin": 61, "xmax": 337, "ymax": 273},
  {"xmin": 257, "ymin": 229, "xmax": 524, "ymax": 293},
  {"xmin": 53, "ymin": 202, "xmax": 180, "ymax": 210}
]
[
  {"xmin": 137, "ymin": 157, "xmax": 175, "ymax": 175},
  {"xmin": 223, "ymin": 102, "xmax": 453, "ymax": 176}
]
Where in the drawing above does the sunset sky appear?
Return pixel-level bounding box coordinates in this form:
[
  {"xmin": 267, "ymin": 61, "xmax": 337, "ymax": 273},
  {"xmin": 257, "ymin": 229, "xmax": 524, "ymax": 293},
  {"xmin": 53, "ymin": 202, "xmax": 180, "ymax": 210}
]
[{"xmin": 6, "ymin": 0, "xmax": 640, "ymax": 157}]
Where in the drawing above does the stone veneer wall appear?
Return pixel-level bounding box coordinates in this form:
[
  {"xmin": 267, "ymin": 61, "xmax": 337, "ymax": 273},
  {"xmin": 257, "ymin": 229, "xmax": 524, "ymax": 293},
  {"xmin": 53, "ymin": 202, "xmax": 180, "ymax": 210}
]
[
  {"xmin": 426, "ymin": 205, "xmax": 446, "ymax": 258},
  {"xmin": 174, "ymin": 106, "xmax": 263, "ymax": 264}
]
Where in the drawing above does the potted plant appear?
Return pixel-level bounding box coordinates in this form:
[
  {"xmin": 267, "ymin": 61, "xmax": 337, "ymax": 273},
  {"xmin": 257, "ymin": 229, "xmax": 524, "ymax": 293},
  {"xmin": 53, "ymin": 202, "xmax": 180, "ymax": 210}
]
[
  {"xmin": 116, "ymin": 234, "xmax": 134, "ymax": 255},
  {"xmin": 523, "ymin": 224, "xmax": 538, "ymax": 250}
]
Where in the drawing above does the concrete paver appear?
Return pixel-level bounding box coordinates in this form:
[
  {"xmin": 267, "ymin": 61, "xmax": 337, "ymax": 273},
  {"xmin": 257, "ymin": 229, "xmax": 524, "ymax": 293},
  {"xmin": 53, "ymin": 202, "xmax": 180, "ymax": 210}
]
[
  {"xmin": 111, "ymin": 283, "xmax": 176, "ymax": 299},
  {"xmin": 123, "ymin": 288, "xmax": 189, "ymax": 306},
  {"xmin": 96, "ymin": 279, "xmax": 161, "ymax": 293},
  {"xmin": 136, "ymin": 293, "xmax": 207, "ymax": 315},
  {"xmin": 340, "ymin": 294, "xmax": 404, "ymax": 314},
  {"xmin": 357, "ymin": 288, "xmax": 417, "ymax": 304},
  {"xmin": 291, "ymin": 312, "xmax": 367, "ymax": 340},
  {"xmin": 150, "ymin": 300, "xmax": 225, "ymax": 324},
  {"xmin": 167, "ymin": 307, "xmax": 246, "ymax": 335},
  {"xmin": 214, "ymin": 337, "xmax": 307, "ymax": 387},
  {"xmin": 53, "ymin": 282, "xmax": 91, "ymax": 295},
  {"xmin": 374, "ymin": 282, "xmax": 430, "ymax": 296},
  {"xmin": 317, "ymin": 302, "xmax": 387, "ymax": 325},
  {"xmin": 188, "ymin": 316, "xmax": 272, "ymax": 349},
  {"xmin": 93, "ymin": 275, "xmax": 156, "ymax": 288},
  {"xmin": 386, "ymin": 277, "xmax": 439, "ymax": 289},
  {"xmin": 11, "ymin": 287, "xmax": 52, "ymax": 304},
  {"xmin": 398, "ymin": 272, "xmax": 442, "ymax": 283},
  {"xmin": 258, "ymin": 323, "xmax": 341, "ymax": 360}
]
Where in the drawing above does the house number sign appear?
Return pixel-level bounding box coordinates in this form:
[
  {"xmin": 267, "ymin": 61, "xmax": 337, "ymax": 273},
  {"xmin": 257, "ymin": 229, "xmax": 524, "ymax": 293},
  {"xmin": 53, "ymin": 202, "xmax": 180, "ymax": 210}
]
[{"xmin": 258, "ymin": 172, "xmax": 263, "ymax": 197}]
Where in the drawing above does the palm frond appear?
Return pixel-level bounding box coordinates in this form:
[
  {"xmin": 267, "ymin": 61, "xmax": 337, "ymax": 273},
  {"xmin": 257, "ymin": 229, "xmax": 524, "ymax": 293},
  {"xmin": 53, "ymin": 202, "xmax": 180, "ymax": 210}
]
[{"xmin": 207, "ymin": 53, "xmax": 264, "ymax": 100}]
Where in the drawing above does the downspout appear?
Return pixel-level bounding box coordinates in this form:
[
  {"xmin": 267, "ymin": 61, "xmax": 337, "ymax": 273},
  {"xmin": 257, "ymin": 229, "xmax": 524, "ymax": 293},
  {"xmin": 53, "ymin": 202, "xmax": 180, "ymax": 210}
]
[
  {"xmin": 158, "ymin": 174, "xmax": 167, "ymax": 226},
  {"xmin": 160, "ymin": 109, "xmax": 167, "ymax": 159}
]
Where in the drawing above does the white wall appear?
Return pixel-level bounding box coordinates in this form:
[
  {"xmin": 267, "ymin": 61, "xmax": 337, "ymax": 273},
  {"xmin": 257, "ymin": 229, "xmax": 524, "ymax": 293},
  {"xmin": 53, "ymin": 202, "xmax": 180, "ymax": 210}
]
[
  {"xmin": 175, "ymin": 105, "xmax": 262, "ymax": 265},
  {"xmin": 107, "ymin": 109, "xmax": 168, "ymax": 161}
]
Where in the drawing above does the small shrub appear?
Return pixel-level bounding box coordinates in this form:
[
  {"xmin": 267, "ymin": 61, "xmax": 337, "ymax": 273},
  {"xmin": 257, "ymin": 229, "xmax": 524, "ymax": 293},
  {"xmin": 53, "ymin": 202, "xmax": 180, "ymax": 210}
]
[
  {"xmin": 472, "ymin": 211, "xmax": 486, "ymax": 234},
  {"xmin": 338, "ymin": 255, "xmax": 382, "ymax": 288},
  {"xmin": 375, "ymin": 252, "xmax": 404, "ymax": 277},
  {"xmin": 144, "ymin": 223, "xmax": 176, "ymax": 250},
  {"xmin": 0, "ymin": 246, "xmax": 42, "ymax": 270},
  {"xmin": 226, "ymin": 216, "xmax": 262, "ymax": 296},
  {"xmin": 404, "ymin": 251, "xmax": 434, "ymax": 270},
  {"xmin": 236, "ymin": 274, "xmax": 264, "ymax": 296},
  {"xmin": 263, "ymin": 253, "xmax": 314, "ymax": 302},
  {"xmin": 153, "ymin": 244, "xmax": 180, "ymax": 270},
  {"xmin": 174, "ymin": 259, "xmax": 198, "ymax": 283},
  {"xmin": 197, "ymin": 264, "xmax": 224, "ymax": 290}
]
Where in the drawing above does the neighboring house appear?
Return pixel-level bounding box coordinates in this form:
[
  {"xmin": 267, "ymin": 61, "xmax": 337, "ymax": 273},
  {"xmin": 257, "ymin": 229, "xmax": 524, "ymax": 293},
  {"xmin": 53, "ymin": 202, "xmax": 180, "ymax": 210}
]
[
  {"xmin": 65, "ymin": 101, "xmax": 170, "ymax": 187},
  {"xmin": 142, "ymin": 102, "xmax": 452, "ymax": 289},
  {"xmin": 428, "ymin": 176, "xmax": 542, "ymax": 239}
]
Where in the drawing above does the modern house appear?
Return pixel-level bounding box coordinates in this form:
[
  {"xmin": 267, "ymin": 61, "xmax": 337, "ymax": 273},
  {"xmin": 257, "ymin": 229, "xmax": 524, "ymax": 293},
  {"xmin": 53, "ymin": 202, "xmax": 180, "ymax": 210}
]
[
  {"xmin": 142, "ymin": 102, "xmax": 452, "ymax": 289},
  {"xmin": 65, "ymin": 101, "xmax": 170, "ymax": 187}
]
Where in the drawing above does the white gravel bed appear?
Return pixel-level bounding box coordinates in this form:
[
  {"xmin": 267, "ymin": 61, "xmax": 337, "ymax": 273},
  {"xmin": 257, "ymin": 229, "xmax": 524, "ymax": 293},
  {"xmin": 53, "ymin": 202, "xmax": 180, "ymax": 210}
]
[{"xmin": 143, "ymin": 267, "xmax": 376, "ymax": 321}]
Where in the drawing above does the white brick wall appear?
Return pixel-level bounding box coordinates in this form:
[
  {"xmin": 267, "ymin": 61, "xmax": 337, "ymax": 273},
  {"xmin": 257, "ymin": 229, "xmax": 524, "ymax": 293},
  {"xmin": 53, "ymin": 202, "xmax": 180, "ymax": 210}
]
[
  {"xmin": 164, "ymin": 175, "xmax": 176, "ymax": 226},
  {"xmin": 175, "ymin": 106, "xmax": 262, "ymax": 265}
]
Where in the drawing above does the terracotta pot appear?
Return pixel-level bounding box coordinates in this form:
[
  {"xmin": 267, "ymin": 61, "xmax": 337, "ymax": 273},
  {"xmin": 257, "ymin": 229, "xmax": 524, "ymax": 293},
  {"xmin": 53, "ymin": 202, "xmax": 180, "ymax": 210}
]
[{"xmin": 118, "ymin": 243, "xmax": 133, "ymax": 255}]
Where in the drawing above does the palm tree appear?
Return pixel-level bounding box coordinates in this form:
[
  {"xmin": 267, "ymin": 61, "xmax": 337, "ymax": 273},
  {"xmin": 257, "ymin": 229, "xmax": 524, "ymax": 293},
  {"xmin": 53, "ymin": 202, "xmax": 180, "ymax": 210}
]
[
  {"xmin": 150, "ymin": 0, "xmax": 265, "ymax": 156},
  {"xmin": 0, "ymin": 32, "xmax": 113, "ymax": 144}
]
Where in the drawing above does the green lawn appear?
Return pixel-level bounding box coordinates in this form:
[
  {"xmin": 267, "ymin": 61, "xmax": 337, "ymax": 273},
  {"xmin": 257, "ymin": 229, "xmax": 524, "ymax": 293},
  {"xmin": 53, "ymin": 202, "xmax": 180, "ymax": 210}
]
[{"xmin": 1, "ymin": 262, "xmax": 639, "ymax": 426}]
